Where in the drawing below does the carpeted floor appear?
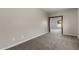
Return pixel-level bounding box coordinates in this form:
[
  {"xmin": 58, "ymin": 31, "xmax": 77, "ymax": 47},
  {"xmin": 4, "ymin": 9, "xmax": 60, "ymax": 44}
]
[{"xmin": 7, "ymin": 30, "xmax": 79, "ymax": 50}]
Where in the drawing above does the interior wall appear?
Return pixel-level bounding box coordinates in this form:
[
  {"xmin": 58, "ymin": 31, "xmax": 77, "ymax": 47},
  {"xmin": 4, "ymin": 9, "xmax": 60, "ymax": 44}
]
[
  {"xmin": 77, "ymin": 9, "xmax": 79, "ymax": 39},
  {"xmin": 0, "ymin": 8, "xmax": 48, "ymax": 49},
  {"xmin": 49, "ymin": 9, "xmax": 77, "ymax": 36}
]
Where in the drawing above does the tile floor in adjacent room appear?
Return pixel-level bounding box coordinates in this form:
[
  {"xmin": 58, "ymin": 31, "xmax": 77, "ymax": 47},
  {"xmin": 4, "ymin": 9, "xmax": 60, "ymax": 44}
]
[{"xmin": 7, "ymin": 29, "xmax": 79, "ymax": 50}]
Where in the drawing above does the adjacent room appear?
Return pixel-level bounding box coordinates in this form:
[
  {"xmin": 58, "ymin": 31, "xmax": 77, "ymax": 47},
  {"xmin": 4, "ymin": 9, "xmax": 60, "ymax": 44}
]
[
  {"xmin": 0, "ymin": 8, "xmax": 79, "ymax": 50},
  {"xmin": 49, "ymin": 16, "xmax": 63, "ymax": 35}
]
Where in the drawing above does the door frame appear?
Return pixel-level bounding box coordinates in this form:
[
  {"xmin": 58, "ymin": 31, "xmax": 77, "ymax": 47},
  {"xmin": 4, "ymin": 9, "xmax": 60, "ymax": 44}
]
[{"xmin": 48, "ymin": 16, "xmax": 63, "ymax": 35}]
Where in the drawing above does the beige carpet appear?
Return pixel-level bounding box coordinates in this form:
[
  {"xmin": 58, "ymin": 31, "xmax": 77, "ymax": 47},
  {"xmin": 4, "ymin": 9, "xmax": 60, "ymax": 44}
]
[{"xmin": 7, "ymin": 31, "xmax": 79, "ymax": 50}]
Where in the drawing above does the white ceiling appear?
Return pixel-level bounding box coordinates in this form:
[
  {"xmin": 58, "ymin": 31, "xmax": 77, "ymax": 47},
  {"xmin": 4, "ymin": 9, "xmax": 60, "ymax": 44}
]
[{"xmin": 41, "ymin": 8, "xmax": 68, "ymax": 14}]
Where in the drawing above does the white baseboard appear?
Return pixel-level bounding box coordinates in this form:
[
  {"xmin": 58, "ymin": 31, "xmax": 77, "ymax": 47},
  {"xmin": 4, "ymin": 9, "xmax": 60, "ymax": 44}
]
[
  {"xmin": 63, "ymin": 33, "xmax": 77, "ymax": 37},
  {"xmin": 1, "ymin": 32, "xmax": 48, "ymax": 50}
]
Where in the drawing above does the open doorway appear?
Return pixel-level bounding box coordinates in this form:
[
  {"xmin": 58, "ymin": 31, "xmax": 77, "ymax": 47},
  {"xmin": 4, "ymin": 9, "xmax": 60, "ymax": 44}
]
[{"xmin": 48, "ymin": 16, "xmax": 63, "ymax": 35}]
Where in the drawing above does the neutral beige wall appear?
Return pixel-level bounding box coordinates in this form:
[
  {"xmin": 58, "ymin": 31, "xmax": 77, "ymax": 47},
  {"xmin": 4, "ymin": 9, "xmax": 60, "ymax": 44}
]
[
  {"xmin": 0, "ymin": 8, "xmax": 48, "ymax": 49},
  {"xmin": 77, "ymin": 9, "xmax": 79, "ymax": 39},
  {"xmin": 49, "ymin": 9, "xmax": 77, "ymax": 36}
]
